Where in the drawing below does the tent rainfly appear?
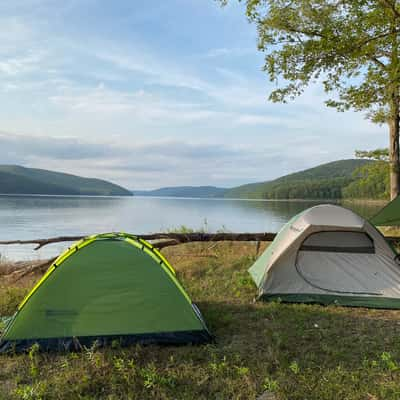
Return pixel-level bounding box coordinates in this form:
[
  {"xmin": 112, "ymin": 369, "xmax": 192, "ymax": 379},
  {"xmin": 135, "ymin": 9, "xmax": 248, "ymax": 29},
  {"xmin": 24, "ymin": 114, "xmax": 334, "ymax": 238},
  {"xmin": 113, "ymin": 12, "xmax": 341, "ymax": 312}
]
[
  {"xmin": 370, "ymin": 195, "xmax": 400, "ymax": 226},
  {"xmin": 0, "ymin": 233, "xmax": 211, "ymax": 352},
  {"xmin": 249, "ymin": 204, "xmax": 400, "ymax": 308}
]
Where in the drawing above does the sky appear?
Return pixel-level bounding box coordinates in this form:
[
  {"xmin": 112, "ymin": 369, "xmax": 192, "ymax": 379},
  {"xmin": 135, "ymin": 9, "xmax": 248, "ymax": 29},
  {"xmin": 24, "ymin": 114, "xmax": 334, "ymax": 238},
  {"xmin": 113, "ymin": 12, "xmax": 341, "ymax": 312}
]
[{"xmin": 0, "ymin": 0, "xmax": 388, "ymax": 189}]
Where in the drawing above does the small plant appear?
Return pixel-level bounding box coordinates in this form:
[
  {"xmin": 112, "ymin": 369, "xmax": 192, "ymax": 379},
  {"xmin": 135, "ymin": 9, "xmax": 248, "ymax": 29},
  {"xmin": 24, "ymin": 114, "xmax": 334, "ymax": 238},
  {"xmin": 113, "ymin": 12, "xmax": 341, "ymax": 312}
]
[
  {"xmin": 28, "ymin": 343, "xmax": 40, "ymax": 378},
  {"xmin": 289, "ymin": 360, "xmax": 300, "ymax": 375},
  {"xmin": 59, "ymin": 356, "xmax": 69, "ymax": 369},
  {"xmin": 84, "ymin": 340, "xmax": 102, "ymax": 368},
  {"xmin": 380, "ymin": 352, "xmax": 398, "ymax": 372},
  {"xmin": 235, "ymin": 365, "xmax": 250, "ymax": 376},
  {"xmin": 263, "ymin": 376, "xmax": 279, "ymax": 391},
  {"xmin": 140, "ymin": 363, "xmax": 175, "ymax": 389},
  {"xmin": 113, "ymin": 356, "xmax": 136, "ymax": 384},
  {"xmin": 209, "ymin": 355, "xmax": 229, "ymax": 375},
  {"xmin": 167, "ymin": 225, "xmax": 195, "ymax": 234},
  {"xmin": 14, "ymin": 382, "xmax": 47, "ymax": 400}
]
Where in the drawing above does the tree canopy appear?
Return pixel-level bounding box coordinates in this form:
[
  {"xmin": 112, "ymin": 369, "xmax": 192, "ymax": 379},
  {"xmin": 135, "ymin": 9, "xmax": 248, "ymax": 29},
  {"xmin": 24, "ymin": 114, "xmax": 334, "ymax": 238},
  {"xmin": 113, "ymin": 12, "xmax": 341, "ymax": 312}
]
[{"xmin": 222, "ymin": 0, "xmax": 400, "ymax": 198}]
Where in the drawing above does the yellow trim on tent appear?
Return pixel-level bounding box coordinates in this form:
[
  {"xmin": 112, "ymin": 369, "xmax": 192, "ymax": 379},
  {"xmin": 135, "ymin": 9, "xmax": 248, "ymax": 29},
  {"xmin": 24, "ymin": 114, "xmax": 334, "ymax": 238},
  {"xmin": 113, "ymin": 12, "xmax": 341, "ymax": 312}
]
[
  {"xmin": 16, "ymin": 232, "xmax": 191, "ymax": 314},
  {"xmin": 137, "ymin": 238, "xmax": 176, "ymax": 275}
]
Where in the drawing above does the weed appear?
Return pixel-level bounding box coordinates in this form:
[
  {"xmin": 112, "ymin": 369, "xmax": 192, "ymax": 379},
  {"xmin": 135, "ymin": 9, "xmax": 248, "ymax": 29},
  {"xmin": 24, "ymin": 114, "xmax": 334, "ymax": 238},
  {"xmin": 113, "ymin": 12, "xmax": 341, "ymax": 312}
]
[
  {"xmin": 140, "ymin": 363, "xmax": 176, "ymax": 390},
  {"xmin": 28, "ymin": 344, "xmax": 40, "ymax": 379},
  {"xmin": 289, "ymin": 360, "xmax": 300, "ymax": 375},
  {"xmin": 14, "ymin": 382, "xmax": 47, "ymax": 400},
  {"xmin": 263, "ymin": 376, "xmax": 279, "ymax": 392}
]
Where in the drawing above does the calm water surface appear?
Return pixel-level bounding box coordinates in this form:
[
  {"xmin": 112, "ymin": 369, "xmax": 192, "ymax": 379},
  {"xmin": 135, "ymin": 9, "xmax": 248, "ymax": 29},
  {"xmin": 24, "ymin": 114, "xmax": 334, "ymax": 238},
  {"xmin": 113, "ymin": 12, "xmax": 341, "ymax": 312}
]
[{"xmin": 0, "ymin": 195, "xmax": 382, "ymax": 260}]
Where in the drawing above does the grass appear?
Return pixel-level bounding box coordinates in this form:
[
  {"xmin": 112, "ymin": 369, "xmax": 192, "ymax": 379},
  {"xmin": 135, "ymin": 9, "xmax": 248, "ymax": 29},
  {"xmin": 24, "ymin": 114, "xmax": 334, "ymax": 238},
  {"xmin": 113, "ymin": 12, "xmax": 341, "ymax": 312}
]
[{"xmin": 1, "ymin": 241, "xmax": 400, "ymax": 399}]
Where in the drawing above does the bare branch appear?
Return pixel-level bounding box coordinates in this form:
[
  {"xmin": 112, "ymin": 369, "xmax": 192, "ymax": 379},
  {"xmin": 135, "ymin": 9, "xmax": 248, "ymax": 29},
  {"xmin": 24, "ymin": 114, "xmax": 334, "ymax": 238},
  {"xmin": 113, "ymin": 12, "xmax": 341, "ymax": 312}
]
[{"xmin": 0, "ymin": 236, "xmax": 86, "ymax": 250}]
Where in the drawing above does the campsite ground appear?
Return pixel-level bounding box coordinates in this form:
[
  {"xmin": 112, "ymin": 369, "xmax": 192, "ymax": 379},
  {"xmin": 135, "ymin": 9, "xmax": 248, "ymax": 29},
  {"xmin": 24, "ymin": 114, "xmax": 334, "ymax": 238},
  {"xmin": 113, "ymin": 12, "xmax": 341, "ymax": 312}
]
[{"xmin": 1, "ymin": 242, "xmax": 400, "ymax": 400}]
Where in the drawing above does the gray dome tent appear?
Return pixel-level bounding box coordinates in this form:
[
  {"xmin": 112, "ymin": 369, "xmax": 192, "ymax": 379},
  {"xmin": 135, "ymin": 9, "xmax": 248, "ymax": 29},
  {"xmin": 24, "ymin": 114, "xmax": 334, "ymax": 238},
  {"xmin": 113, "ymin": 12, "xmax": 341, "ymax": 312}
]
[{"xmin": 249, "ymin": 204, "xmax": 400, "ymax": 308}]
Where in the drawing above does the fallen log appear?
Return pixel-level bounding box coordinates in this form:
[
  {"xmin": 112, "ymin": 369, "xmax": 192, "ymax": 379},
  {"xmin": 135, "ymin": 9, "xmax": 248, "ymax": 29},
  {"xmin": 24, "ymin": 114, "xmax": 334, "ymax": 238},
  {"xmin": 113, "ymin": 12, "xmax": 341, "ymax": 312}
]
[
  {"xmin": 0, "ymin": 232, "xmax": 399, "ymax": 251},
  {"xmin": 0, "ymin": 232, "xmax": 278, "ymax": 250}
]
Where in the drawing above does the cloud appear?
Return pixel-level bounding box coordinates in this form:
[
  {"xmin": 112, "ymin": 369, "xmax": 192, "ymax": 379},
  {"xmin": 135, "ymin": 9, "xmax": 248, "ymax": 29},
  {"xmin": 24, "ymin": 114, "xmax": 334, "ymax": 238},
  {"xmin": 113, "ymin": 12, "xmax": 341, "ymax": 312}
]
[
  {"xmin": 48, "ymin": 82, "xmax": 230, "ymax": 124},
  {"xmin": 0, "ymin": 132, "xmax": 122, "ymax": 161},
  {"xmin": 0, "ymin": 131, "xmax": 337, "ymax": 189},
  {"xmin": 0, "ymin": 51, "xmax": 44, "ymax": 76},
  {"xmin": 203, "ymin": 47, "xmax": 254, "ymax": 58},
  {"xmin": 94, "ymin": 50, "xmax": 209, "ymax": 93},
  {"xmin": 235, "ymin": 114, "xmax": 282, "ymax": 126}
]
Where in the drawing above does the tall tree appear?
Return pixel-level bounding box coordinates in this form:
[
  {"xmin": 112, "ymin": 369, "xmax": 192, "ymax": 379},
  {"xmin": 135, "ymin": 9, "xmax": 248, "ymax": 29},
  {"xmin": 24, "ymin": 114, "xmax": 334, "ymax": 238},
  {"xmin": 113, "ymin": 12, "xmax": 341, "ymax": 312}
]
[{"xmin": 222, "ymin": 0, "xmax": 400, "ymax": 199}]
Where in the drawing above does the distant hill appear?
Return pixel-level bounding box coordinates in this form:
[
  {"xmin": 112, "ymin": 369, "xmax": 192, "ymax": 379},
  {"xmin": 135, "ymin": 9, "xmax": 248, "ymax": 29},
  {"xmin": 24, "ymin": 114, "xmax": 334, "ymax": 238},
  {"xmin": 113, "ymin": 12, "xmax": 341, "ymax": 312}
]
[
  {"xmin": 0, "ymin": 165, "xmax": 132, "ymax": 196},
  {"xmin": 224, "ymin": 159, "xmax": 372, "ymax": 199},
  {"xmin": 132, "ymin": 160, "xmax": 372, "ymax": 200},
  {"xmin": 132, "ymin": 186, "xmax": 227, "ymax": 198}
]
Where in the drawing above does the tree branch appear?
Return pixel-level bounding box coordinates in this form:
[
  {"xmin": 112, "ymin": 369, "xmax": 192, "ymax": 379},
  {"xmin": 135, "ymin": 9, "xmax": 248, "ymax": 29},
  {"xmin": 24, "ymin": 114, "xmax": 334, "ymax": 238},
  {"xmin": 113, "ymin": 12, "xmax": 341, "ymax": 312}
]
[
  {"xmin": 370, "ymin": 56, "xmax": 387, "ymax": 69},
  {"xmin": 378, "ymin": 0, "xmax": 400, "ymax": 19}
]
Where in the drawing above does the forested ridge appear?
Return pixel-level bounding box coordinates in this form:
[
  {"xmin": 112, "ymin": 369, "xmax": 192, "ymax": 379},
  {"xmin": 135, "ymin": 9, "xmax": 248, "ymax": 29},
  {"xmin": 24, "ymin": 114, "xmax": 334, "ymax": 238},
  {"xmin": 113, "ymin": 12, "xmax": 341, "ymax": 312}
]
[
  {"xmin": 224, "ymin": 159, "xmax": 389, "ymax": 200},
  {"xmin": 0, "ymin": 165, "xmax": 132, "ymax": 196}
]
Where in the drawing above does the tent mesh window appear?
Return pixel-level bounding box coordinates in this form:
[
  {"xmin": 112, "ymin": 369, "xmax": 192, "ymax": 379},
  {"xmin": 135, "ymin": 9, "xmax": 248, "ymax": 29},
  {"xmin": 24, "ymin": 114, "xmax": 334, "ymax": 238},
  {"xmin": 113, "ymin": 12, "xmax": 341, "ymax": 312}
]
[
  {"xmin": 299, "ymin": 231, "xmax": 375, "ymax": 254},
  {"xmin": 296, "ymin": 231, "xmax": 380, "ymax": 296}
]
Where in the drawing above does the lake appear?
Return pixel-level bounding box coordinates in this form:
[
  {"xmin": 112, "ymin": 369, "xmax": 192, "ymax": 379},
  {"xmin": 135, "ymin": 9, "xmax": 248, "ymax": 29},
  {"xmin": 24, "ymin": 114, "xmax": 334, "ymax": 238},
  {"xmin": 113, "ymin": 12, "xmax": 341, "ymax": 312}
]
[{"xmin": 0, "ymin": 195, "xmax": 383, "ymax": 260}]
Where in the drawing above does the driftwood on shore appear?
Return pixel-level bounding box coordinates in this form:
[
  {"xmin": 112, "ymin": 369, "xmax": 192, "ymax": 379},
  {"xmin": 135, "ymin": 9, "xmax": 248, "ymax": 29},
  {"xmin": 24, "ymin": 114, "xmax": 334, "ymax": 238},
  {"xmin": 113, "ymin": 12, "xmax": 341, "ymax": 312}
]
[
  {"xmin": 1, "ymin": 231, "xmax": 400, "ymax": 281},
  {"xmin": 1, "ymin": 231, "xmax": 400, "ymax": 250},
  {"xmin": 0, "ymin": 233, "xmax": 277, "ymax": 280},
  {"xmin": 0, "ymin": 232, "xmax": 278, "ymax": 250}
]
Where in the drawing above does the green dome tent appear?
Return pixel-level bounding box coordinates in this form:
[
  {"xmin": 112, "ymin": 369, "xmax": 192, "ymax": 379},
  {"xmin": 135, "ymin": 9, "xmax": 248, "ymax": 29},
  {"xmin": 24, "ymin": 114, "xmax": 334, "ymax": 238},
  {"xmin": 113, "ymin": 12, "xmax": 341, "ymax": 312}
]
[
  {"xmin": 370, "ymin": 196, "xmax": 400, "ymax": 226},
  {"xmin": 0, "ymin": 233, "xmax": 211, "ymax": 352},
  {"xmin": 249, "ymin": 205, "xmax": 400, "ymax": 308}
]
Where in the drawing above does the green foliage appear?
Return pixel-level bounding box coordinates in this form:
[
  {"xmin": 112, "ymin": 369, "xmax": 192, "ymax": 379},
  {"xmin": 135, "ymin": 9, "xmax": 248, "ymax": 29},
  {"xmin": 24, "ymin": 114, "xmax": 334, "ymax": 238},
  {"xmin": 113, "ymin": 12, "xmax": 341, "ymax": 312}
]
[
  {"xmin": 263, "ymin": 376, "xmax": 279, "ymax": 392},
  {"xmin": 264, "ymin": 177, "xmax": 351, "ymax": 199},
  {"xmin": 342, "ymin": 160, "xmax": 390, "ymax": 200},
  {"xmin": 289, "ymin": 360, "xmax": 300, "ymax": 375},
  {"xmin": 14, "ymin": 382, "xmax": 48, "ymax": 400},
  {"xmin": 0, "ymin": 165, "xmax": 132, "ymax": 196},
  {"xmin": 28, "ymin": 344, "xmax": 40, "ymax": 379},
  {"xmin": 224, "ymin": 159, "xmax": 370, "ymax": 199},
  {"xmin": 355, "ymin": 148, "xmax": 389, "ymax": 162}
]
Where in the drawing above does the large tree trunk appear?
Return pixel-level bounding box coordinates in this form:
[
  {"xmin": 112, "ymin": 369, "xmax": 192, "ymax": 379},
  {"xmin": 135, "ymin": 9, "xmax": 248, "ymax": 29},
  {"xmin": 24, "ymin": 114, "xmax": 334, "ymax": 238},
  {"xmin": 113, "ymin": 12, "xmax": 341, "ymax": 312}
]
[
  {"xmin": 388, "ymin": 15, "xmax": 400, "ymax": 201},
  {"xmin": 389, "ymin": 112, "xmax": 400, "ymax": 200}
]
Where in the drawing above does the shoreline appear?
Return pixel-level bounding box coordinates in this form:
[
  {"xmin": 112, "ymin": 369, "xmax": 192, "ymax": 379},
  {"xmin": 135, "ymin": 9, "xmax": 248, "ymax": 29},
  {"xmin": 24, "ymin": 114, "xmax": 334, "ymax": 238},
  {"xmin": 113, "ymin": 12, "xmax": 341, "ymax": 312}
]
[{"xmin": 0, "ymin": 193, "xmax": 390, "ymax": 203}]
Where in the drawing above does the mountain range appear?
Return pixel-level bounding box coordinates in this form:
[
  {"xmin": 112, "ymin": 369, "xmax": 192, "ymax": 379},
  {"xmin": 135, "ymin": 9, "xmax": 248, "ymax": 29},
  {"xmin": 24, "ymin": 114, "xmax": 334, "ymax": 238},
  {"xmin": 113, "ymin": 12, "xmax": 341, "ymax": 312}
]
[{"xmin": 0, "ymin": 159, "xmax": 371, "ymax": 199}]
